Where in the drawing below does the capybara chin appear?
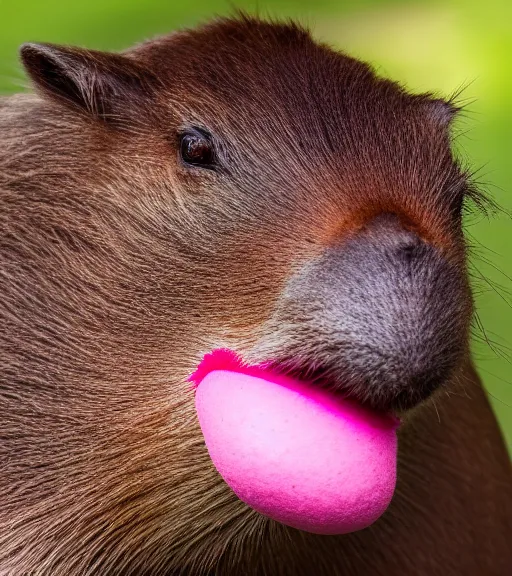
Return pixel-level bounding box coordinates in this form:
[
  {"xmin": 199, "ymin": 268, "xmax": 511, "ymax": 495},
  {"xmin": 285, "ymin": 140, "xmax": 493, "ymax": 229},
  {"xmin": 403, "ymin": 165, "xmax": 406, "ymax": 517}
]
[{"xmin": 0, "ymin": 14, "xmax": 510, "ymax": 576}]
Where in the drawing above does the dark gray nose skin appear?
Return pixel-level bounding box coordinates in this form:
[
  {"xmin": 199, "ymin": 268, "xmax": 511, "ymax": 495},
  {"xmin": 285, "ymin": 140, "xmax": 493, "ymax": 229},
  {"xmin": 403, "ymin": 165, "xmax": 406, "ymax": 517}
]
[{"xmin": 253, "ymin": 214, "xmax": 471, "ymax": 412}]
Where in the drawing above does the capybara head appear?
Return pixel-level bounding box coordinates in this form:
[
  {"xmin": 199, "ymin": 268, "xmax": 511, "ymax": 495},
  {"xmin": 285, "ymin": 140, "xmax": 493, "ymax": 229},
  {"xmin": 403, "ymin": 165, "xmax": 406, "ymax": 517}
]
[{"xmin": 1, "ymin": 15, "xmax": 477, "ymax": 575}]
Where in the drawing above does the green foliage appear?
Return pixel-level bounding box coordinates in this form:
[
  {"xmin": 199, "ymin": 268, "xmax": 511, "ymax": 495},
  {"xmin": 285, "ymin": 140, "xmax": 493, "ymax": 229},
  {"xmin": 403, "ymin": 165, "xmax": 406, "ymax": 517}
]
[{"xmin": 1, "ymin": 0, "xmax": 510, "ymax": 450}]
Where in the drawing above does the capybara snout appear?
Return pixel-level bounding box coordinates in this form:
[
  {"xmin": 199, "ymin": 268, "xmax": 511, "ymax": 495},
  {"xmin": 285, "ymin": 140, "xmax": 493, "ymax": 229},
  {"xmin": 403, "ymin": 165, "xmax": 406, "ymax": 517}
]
[{"xmin": 247, "ymin": 213, "xmax": 471, "ymax": 412}]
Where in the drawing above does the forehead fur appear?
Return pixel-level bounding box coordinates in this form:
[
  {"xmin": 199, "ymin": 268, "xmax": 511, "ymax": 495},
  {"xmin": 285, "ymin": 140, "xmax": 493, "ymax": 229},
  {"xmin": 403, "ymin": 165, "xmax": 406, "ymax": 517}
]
[{"xmin": 130, "ymin": 16, "xmax": 453, "ymax": 132}]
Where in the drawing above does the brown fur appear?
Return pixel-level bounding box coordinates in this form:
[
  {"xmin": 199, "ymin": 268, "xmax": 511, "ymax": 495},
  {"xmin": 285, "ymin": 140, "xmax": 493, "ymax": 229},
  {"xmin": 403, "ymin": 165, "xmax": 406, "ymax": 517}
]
[{"xmin": 0, "ymin": 15, "xmax": 511, "ymax": 575}]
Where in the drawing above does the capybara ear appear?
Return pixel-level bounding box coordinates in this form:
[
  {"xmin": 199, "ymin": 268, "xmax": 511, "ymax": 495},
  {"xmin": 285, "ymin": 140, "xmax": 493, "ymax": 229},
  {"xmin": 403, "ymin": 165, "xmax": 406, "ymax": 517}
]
[
  {"xmin": 414, "ymin": 95, "xmax": 460, "ymax": 129},
  {"xmin": 20, "ymin": 43, "xmax": 158, "ymax": 121}
]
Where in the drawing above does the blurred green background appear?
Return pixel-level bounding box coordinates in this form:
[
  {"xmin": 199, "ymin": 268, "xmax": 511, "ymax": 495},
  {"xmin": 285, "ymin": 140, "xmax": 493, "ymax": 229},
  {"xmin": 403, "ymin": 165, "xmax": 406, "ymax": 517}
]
[{"xmin": 1, "ymin": 0, "xmax": 511, "ymax": 451}]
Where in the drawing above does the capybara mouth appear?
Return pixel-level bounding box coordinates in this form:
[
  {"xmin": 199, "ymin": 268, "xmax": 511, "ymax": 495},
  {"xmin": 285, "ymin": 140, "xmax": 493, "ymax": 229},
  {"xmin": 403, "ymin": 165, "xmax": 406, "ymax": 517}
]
[
  {"xmin": 254, "ymin": 354, "xmax": 445, "ymax": 415},
  {"xmin": 190, "ymin": 348, "xmax": 403, "ymax": 417},
  {"xmin": 191, "ymin": 348, "xmax": 399, "ymax": 535}
]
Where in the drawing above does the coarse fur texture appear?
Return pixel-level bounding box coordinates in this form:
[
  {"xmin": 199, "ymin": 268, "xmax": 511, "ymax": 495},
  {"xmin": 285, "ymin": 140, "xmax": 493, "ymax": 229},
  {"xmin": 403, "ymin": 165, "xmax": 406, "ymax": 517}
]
[{"xmin": 0, "ymin": 14, "xmax": 511, "ymax": 575}]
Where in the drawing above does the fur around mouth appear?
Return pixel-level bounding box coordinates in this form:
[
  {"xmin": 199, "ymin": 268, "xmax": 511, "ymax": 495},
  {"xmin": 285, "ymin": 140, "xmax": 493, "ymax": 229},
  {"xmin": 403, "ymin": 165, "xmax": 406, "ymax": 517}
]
[{"xmin": 189, "ymin": 349, "xmax": 341, "ymax": 392}]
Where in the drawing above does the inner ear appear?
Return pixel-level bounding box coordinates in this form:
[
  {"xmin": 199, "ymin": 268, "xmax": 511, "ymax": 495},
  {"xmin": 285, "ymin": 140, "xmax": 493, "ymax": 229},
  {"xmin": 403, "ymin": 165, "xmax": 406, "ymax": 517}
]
[
  {"xmin": 414, "ymin": 95, "xmax": 460, "ymax": 130},
  {"xmin": 426, "ymin": 98, "xmax": 459, "ymax": 128},
  {"xmin": 20, "ymin": 43, "xmax": 158, "ymax": 121}
]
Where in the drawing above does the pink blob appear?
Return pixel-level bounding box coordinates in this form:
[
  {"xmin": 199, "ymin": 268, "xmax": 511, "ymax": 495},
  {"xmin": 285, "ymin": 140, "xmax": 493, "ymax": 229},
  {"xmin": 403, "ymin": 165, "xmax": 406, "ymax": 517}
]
[{"xmin": 193, "ymin": 350, "xmax": 398, "ymax": 535}]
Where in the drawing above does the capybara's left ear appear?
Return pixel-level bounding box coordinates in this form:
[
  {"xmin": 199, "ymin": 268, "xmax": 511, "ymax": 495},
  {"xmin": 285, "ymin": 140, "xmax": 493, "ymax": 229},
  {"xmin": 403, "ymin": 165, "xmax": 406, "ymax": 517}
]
[
  {"xmin": 20, "ymin": 43, "xmax": 158, "ymax": 121},
  {"xmin": 417, "ymin": 96, "xmax": 460, "ymax": 129}
]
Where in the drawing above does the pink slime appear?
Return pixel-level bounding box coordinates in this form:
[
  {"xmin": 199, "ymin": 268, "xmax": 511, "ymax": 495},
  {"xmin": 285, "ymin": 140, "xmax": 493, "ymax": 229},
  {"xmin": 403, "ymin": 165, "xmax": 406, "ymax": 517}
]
[{"xmin": 191, "ymin": 349, "xmax": 398, "ymax": 535}]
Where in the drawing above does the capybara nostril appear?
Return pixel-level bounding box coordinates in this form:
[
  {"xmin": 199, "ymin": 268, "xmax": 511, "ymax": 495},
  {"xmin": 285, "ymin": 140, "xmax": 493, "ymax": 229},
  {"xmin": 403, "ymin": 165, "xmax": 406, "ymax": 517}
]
[
  {"xmin": 394, "ymin": 229, "xmax": 423, "ymax": 258},
  {"xmin": 361, "ymin": 213, "xmax": 423, "ymax": 255}
]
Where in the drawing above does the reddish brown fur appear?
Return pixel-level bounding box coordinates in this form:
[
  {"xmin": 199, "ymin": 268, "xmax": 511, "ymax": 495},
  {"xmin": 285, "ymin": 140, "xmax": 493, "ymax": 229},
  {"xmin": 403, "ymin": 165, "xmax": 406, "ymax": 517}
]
[{"xmin": 0, "ymin": 15, "xmax": 511, "ymax": 575}]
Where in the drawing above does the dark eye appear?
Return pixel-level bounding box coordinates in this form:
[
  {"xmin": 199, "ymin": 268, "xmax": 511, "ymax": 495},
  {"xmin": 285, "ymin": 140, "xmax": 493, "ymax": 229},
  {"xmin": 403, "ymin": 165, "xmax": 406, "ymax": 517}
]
[{"xmin": 179, "ymin": 129, "xmax": 215, "ymax": 168}]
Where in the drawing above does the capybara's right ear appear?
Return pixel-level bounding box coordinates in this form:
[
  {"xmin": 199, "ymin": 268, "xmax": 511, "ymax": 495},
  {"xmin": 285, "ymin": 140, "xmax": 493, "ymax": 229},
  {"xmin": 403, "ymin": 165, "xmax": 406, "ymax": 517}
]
[{"xmin": 20, "ymin": 43, "xmax": 158, "ymax": 121}]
